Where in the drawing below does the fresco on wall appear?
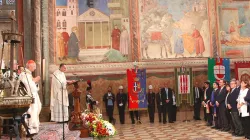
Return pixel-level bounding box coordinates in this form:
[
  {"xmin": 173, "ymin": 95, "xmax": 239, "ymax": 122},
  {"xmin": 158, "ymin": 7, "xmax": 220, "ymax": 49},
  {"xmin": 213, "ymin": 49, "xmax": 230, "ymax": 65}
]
[
  {"xmin": 218, "ymin": 0, "xmax": 250, "ymax": 58},
  {"xmin": 139, "ymin": 0, "xmax": 211, "ymax": 59},
  {"xmin": 55, "ymin": 0, "xmax": 130, "ymax": 63}
]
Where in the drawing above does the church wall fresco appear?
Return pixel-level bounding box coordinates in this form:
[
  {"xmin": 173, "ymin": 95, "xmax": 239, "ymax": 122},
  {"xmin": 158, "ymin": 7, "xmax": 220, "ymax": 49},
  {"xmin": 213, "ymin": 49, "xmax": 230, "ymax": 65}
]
[
  {"xmin": 55, "ymin": 0, "xmax": 131, "ymax": 64},
  {"xmin": 217, "ymin": 0, "xmax": 250, "ymax": 58},
  {"xmin": 54, "ymin": 0, "xmax": 215, "ymax": 65},
  {"xmin": 139, "ymin": 0, "xmax": 211, "ymax": 59}
]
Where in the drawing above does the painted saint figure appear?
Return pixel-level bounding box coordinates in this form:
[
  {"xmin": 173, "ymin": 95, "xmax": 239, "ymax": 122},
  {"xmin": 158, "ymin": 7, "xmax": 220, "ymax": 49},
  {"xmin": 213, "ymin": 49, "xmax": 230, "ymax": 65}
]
[
  {"xmin": 192, "ymin": 24, "xmax": 205, "ymax": 57},
  {"xmin": 119, "ymin": 25, "xmax": 130, "ymax": 57},
  {"xmin": 61, "ymin": 32, "xmax": 70, "ymax": 60},
  {"xmin": 111, "ymin": 25, "xmax": 121, "ymax": 51},
  {"xmin": 173, "ymin": 24, "xmax": 184, "ymax": 58},
  {"xmin": 68, "ymin": 26, "xmax": 81, "ymax": 62},
  {"xmin": 229, "ymin": 21, "xmax": 250, "ymax": 43},
  {"xmin": 57, "ymin": 32, "xmax": 66, "ymax": 61}
]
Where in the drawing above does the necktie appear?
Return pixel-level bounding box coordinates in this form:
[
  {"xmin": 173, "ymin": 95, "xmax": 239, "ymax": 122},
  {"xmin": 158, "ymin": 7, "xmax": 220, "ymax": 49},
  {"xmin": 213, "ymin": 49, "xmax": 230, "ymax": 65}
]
[
  {"xmin": 196, "ymin": 87, "xmax": 199, "ymax": 98},
  {"xmin": 225, "ymin": 93, "xmax": 229, "ymax": 107},
  {"xmin": 204, "ymin": 89, "xmax": 207, "ymax": 100},
  {"xmin": 166, "ymin": 88, "xmax": 168, "ymax": 99}
]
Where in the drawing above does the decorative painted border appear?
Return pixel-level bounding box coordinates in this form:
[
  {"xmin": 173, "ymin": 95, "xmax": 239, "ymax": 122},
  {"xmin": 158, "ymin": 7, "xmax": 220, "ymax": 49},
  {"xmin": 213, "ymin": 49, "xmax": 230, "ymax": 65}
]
[{"xmin": 49, "ymin": 58, "xmax": 250, "ymax": 76}]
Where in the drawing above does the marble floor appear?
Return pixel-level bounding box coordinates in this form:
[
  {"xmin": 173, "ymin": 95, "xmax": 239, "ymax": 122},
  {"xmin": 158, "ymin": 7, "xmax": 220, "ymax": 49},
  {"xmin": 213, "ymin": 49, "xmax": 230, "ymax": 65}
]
[{"xmin": 110, "ymin": 120, "xmax": 244, "ymax": 140}]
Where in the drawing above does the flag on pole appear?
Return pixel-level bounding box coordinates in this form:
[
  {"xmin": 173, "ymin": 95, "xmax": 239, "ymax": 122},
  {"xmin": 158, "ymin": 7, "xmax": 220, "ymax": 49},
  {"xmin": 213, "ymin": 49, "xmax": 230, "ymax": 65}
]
[
  {"xmin": 127, "ymin": 69, "xmax": 147, "ymax": 111},
  {"xmin": 174, "ymin": 67, "xmax": 193, "ymax": 106},
  {"xmin": 208, "ymin": 58, "xmax": 230, "ymax": 84}
]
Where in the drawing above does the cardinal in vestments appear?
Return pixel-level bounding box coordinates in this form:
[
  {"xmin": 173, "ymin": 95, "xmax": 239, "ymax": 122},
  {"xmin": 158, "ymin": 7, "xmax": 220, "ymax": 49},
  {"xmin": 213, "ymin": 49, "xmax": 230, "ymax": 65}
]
[
  {"xmin": 19, "ymin": 60, "xmax": 41, "ymax": 134},
  {"xmin": 111, "ymin": 25, "xmax": 121, "ymax": 51},
  {"xmin": 50, "ymin": 63, "xmax": 75, "ymax": 122}
]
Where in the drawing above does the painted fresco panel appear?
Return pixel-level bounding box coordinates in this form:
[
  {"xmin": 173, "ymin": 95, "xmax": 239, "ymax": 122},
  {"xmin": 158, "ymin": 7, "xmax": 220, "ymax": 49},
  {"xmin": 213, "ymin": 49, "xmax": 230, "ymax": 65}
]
[
  {"xmin": 55, "ymin": 0, "xmax": 130, "ymax": 63},
  {"xmin": 218, "ymin": 0, "xmax": 250, "ymax": 58},
  {"xmin": 139, "ymin": 0, "xmax": 211, "ymax": 59}
]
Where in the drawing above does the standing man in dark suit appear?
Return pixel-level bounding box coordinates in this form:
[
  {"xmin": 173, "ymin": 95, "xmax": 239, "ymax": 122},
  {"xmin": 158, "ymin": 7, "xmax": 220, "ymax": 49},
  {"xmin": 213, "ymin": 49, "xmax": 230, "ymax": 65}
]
[
  {"xmin": 228, "ymin": 80, "xmax": 244, "ymax": 136},
  {"xmin": 116, "ymin": 85, "xmax": 127, "ymax": 124},
  {"xmin": 193, "ymin": 81, "xmax": 203, "ymax": 120},
  {"xmin": 202, "ymin": 81, "xmax": 213, "ymax": 126},
  {"xmin": 236, "ymin": 80, "xmax": 241, "ymax": 90},
  {"xmin": 156, "ymin": 87, "xmax": 163, "ymax": 123},
  {"xmin": 161, "ymin": 82, "xmax": 173, "ymax": 124},
  {"xmin": 210, "ymin": 82, "xmax": 220, "ymax": 129},
  {"xmin": 216, "ymin": 80, "xmax": 230, "ymax": 131},
  {"xmin": 103, "ymin": 86, "xmax": 116, "ymax": 124},
  {"xmin": 147, "ymin": 85, "xmax": 155, "ymax": 123}
]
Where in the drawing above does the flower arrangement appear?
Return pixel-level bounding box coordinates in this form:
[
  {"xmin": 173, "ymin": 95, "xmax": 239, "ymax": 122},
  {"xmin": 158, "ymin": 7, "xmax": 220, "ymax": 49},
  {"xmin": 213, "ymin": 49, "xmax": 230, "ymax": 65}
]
[{"xmin": 81, "ymin": 110, "xmax": 116, "ymax": 138}]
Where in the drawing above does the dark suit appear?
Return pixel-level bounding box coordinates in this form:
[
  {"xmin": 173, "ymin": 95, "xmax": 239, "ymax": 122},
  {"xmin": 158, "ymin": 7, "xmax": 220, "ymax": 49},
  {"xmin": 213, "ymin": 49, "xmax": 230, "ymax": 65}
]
[
  {"xmin": 216, "ymin": 86, "xmax": 230, "ymax": 130},
  {"xmin": 161, "ymin": 87, "xmax": 173, "ymax": 123},
  {"xmin": 229, "ymin": 88, "xmax": 243, "ymax": 135},
  {"xmin": 116, "ymin": 92, "xmax": 127, "ymax": 124},
  {"xmin": 211, "ymin": 88, "xmax": 220, "ymax": 128},
  {"xmin": 203, "ymin": 87, "xmax": 213, "ymax": 125},
  {"xmin": 103, "ymin": 92, "xmax": 116, "ymax": 123},
  {"xmin": 147, "ymin": 92, "xmax": 156, "ymax": 123},
  {"xmin": 156, "ymin": 92, "xmax": 163, "ymax": 122},
  {"xmin": 193, "ymin": 86, "xmax": 203, "ymax": 120}
]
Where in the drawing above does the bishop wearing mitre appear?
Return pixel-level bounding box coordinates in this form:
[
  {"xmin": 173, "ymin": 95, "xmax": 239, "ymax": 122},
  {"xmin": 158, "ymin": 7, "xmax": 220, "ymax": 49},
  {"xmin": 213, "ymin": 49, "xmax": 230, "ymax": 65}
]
[{"xmin": 50, "ymin": 63, "xmax": 75, "ymax": 122}]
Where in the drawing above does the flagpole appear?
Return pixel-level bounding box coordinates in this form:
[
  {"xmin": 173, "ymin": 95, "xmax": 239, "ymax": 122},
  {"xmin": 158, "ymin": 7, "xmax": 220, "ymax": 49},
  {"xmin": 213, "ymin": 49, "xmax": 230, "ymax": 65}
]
[
  {"xmin": 133, "ymin": 61, "xmax": 142, "ymax": 124},
  {"xmin": 181, "ymin": 65, "xmax": 190, "ymax": 123}
]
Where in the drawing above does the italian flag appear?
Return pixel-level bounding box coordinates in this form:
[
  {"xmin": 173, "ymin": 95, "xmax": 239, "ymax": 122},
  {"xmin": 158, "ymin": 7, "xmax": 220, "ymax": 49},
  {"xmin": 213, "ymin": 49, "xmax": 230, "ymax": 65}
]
[{"xmin": 208, "ymin": 58, "xmax": 230, "ymax": 84}]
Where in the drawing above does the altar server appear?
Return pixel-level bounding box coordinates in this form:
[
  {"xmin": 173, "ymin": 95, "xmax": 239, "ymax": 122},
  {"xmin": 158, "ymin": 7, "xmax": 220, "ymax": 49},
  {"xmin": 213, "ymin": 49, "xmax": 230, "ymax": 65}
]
[{"xmin": 19, "ymin": 60, "xmax": 41, "ymax": 134}]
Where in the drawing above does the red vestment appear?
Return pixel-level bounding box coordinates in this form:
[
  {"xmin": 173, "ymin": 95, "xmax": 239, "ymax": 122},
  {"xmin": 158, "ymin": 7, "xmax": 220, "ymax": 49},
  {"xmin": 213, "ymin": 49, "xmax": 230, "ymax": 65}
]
[
  {"xmin": 192, "ymin": 29, "xmax": 205, "ymax": 55},
  {"xmin": 62, "ymin": 32, "xmax": 70, "ymax": 56},
  {"xmin": 111, "ymin": 29, "xmax": 121, "ymax": 51}
]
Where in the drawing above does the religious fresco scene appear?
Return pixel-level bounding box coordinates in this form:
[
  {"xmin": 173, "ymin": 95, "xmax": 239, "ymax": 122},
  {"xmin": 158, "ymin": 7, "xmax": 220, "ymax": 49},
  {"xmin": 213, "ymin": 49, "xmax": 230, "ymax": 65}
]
[
  {"xmin": 55, "ymin": 0, "xmax": 130, "ymax": 63},
  {"xmin": 139, "ymin": 0, "xmax": 210, "ymax": 59},
  {"xmin": 2, "ymin": 0, "xmax": 250, "ymax": 140},
  {"xmin": 218, "ymin": 0, "xmax": 250, "ymax": 58}
]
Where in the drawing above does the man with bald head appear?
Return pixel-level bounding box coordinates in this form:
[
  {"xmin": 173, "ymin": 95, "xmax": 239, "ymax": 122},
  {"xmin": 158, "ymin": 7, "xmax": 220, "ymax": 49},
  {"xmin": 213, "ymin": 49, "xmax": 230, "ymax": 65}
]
[
  {"xmin": 193, "ymin": 81, "xmax": 203, "ymax": 120},
  {"xmin": 19, "ymin": 60, "xmax": 42, "ymax": 134}
]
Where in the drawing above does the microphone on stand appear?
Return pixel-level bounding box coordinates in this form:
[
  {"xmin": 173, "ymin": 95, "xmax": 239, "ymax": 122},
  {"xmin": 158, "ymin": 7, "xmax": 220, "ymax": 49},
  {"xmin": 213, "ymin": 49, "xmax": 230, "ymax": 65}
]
[{"xmin": 52, "ymin": 73, "xmax": 65, "ymax": 140}]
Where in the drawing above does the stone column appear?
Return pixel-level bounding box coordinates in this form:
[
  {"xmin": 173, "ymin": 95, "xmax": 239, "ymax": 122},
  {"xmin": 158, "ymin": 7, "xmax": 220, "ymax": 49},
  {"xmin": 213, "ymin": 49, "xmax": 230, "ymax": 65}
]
[
  {"xmin": 41, "ymin": 0, "xmax": 50, "ymax": 106},
  {"xmin": 48, "ymin": 0, "xmax": 55, "ymax": 64},
  {"xmin": 23, "ymin": 0, "xmax": 32, "ymax": 62},
  {"xmin": 31, "ymin": 0, "xmax": 42, "ymax": 103},
  {"xmin": 17, "ymin": 0, "xmax": 24, "ymax": 66}
]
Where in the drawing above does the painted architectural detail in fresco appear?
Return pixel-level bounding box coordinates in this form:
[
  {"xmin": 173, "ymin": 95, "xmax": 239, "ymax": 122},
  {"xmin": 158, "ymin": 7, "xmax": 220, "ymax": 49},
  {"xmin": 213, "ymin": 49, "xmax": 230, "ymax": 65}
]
[
  {"xmin": 139, "ymin": 0, "xmax": 211, "ymax": 59},
  {"xmin": 218, "ymin": 0, "xmax": 250, "ymax": 58},
  {"xmin": 55, "ymin": 0, "xmax": 130, "ymax": 63}
]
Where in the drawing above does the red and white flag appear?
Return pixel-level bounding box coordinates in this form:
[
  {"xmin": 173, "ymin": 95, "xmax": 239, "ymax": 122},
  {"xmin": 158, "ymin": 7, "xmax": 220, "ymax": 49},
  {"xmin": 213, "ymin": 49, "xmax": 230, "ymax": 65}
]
[{"xmin": 178, "ymin": 74, "xmax": 190, "ymax": 94}]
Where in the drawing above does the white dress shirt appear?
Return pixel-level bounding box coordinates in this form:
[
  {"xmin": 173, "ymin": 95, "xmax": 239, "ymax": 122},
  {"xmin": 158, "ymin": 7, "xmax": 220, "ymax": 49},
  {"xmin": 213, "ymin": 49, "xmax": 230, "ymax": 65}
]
[{"xmin": 237, "ymin": 88, "xmax": 249, "ymax": 117}]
